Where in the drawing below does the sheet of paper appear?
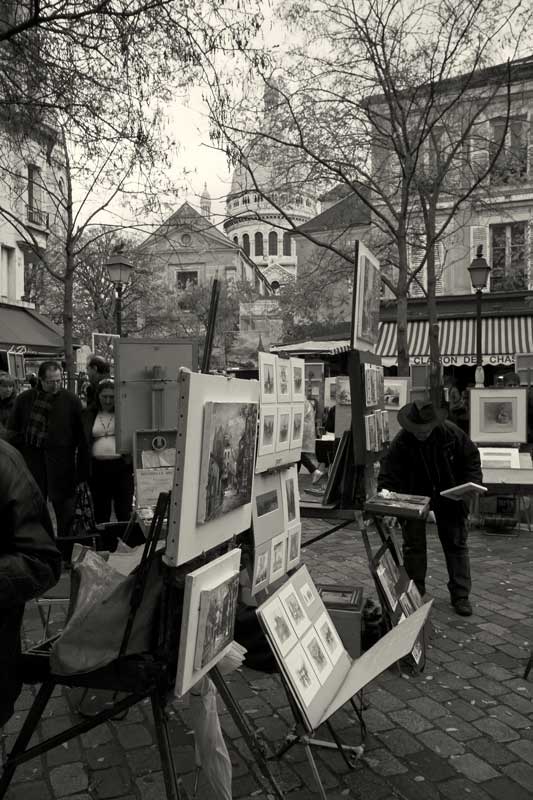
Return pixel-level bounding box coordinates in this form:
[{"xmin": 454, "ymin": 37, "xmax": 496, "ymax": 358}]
[
  {"xmin": 136, "ymin": 467, "xmax": 174, "ymax": 508},
  {"xmin": 319, "ymin": 601, "xmax": 432, "ymax": 725}
]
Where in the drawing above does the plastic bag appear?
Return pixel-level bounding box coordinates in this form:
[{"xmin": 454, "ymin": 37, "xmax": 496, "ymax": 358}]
[
  {"xmin": 71, "ymin": 481, "xmax": 97, "ymax": 536},
  {"xmin": 190, "ymin": 677, "xmax": 232, "ymax": 800},
  {"xmin": 50, "ymin": 548, "xmax": 162, "ymax": 675}
]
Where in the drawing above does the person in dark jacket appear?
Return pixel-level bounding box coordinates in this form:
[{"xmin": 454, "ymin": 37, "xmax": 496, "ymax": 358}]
[
  {"xmin": 85, "ymin": 355, "xmax": 111, "ymax": 410},
  {"xmin": 0, "ymin": 371, "xmax": 17, "ymax": 436},
  {"xmin": 81, "ymin": 379, "xmax": 133, "ymax": 523},
  {"xmin": 0, "ymin": 439, "xmax": 61, "ymax": 726},
  {"xmin": 7, "ymin": 361, "xmax": 88, "ymax": 537},
  {"xmin": 378, "ymin": 400, "xmax": 482, "ymax": 617}
]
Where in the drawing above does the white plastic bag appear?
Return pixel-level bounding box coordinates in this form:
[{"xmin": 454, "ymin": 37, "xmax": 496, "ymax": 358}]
[{"xmin": 190, "ymin": 677, "xmax": 232, "ymax": 799}]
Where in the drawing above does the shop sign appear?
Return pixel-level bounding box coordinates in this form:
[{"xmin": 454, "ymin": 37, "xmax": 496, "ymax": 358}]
[{"xmin": 410, "ymin": 354, "xmax": 515, "ymax": 366}]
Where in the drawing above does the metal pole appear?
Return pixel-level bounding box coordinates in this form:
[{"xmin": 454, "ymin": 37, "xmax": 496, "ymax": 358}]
[
  {"xmin": 116, "ymin": 282, "xmax": 123, "ymax": 337},
  {"xmin": 475, "ymin": 288, "xmax": 484, "ymax": 387}
]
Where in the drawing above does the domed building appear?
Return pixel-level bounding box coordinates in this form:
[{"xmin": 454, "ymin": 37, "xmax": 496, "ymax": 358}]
[{"xmin": 222, "ymin": 88, "xmax": 318, "ymax": 292}]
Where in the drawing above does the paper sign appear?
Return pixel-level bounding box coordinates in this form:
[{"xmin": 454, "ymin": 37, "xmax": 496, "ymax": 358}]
[{"xmin": 136, "ymin": 467, "xmax": 174, "ymax": 508}]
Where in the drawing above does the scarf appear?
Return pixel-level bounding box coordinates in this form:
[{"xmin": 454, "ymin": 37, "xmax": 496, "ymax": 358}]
[{"xmin": 25, "ymin": 389, "xmax": 55, "ymax": 448}]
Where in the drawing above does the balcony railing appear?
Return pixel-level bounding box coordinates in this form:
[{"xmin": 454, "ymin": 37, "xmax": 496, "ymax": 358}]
[{"xmin": 26, "ymin": 205, "xmax": 49, "ymax": 228}]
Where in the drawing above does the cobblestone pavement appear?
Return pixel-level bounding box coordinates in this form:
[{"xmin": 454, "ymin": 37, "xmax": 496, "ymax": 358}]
[{"xmin": 2, "ymin": 519, "xmax": 533, "ymax": 799}]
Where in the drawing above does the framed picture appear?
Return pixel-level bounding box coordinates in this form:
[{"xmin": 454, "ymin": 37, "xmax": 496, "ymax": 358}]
[
  {"xmin": 315, "ymin": 611, "xmax": 343, "ymax": 666},
  {"xmin": 197, "ymin": 402, "xmax": 258, "ymax": 525},
  {"xmin": 479, "ymin": 446, "xmax": 520, "ymax": 470},
  {"xmin": 258, "ymin": 405, "xmax": 277, "ymax": 457},
  {"xmin": 301, "ymin": 627, "xmax": 334, "ymax": 685},
  {"xmin": 277, "ymin": 358, "xmax": 292, "ymax": 402},
  {"xmin": 384, "ymin": 377, "xmax": 410, "ymax": 410},
  {"xmin": 290, "ymin": 357, "xmax": 305, "ymax": 403},
  {"xmin": 284, "ymin": 643, "xmax": 321, "ymax": 708},
  {"xmin": 335, "ymin": 376, "xmax": 351, "ymax": 405},
  {"xmin": 281, "ymin": 465, "xmax": 300, "ymax": 527},
  {"xmin": 287, "ymin": 523, "xmax": 302, "ymax": 570},
  {"xmin": 276, "ymin": 404, "xmax": 292, "ymax": 452},
  {"xmin": 175, "ymin": 548, "xmax": 241, "ymax": 696},
  {"xmin": 279, "ymin": 582, "xmax": 311, "ymax": 637},
  {"xmin": 364, "ymin": 414, "xmax": 377, "ymax": 451},
  {"xmin": 251, "ymin": 542, "xmax": 270, "ymax": 594},
  {"xmin": 260, "ymin": 596, "xmax": 297, "ymax": 656},
  {"xmin": 259, "ymin": 352, "xmax": 278, "ymax": 404},
  {"xmin": 351, "ymin": 241, "xmax": 380, "ymax": 352},
  {"xmin": 290, "ymin": 403, "xmax": 304, "ymax": 450},
  {"xmin": 270, "ymin": 532, "xmax": 287, "ymax": 583},
  {"xmin": 469, "ymin": 387, "xmax": 527, "ymax": 444},
  {"xmin": 252, "ymin": 470, "xmax": 285, "ymax": 546}
]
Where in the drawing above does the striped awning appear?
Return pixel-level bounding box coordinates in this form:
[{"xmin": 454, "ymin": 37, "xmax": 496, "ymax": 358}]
[
  {"xmin": 377, "ymin": 317, "xmax": 533, "ymax": 366},
  {"xmin": 271, "ymin": 339, "xmax": 352, "ymax": 356}
]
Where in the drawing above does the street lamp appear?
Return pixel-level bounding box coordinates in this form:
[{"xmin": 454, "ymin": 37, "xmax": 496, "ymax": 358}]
[
  {"xmin": 468, "ymin": 244, "xmax": 491, "ymax": 388},
  {"xmin": 106, "ymin": 253, "xmax": 134, "ymax": 336}
]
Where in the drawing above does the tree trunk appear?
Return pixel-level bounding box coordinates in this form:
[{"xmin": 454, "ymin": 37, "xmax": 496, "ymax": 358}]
[
  {"xmin": 63, "ymin": 265, "xmax": 75, "ymax": 390},
  {"xmin": 425, "ymin": 221, "xmax": 441, "ymax": 407},
  {"xmin": 396, "ymin": 238, "xmax": 410, "ymax": 376}
]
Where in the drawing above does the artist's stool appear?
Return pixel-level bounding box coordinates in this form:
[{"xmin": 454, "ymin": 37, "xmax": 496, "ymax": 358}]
[{"xmin": 0, "ymin": 651, "xmax": 183, "ymax": 800}]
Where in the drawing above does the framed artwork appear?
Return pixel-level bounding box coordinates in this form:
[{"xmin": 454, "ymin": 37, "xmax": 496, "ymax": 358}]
[
  {"xmin": 290, "ymin": 357, "xmax": 305, "ymax": 403},
  {"xmin": 325, "ymin": 377, "xmax": 337, "ymax": 407},
  {"xmin": 301, "ymin": 627, "xmax": 334, "ymax": 685},
  {"xmin": 469, "ymin": 387, "xmax": 527, "ymax": 444},
  {"xmin": 277, "ymin": 358, "xmax": 292, "ymax": 402},
  {"xmin": 251, "ymin": 542, "xmax": 270, "ymax": 594},
  {"xmin": 258, "ymin": 405, "xmax": 277, "ymax": 457},
  {"xmin": 364, "ymin": 414, "xmax": 377, "ymax": 451},
  {"xmin": 299, "ymin": 580, "xmax": 320, "ymax": 610},
  {"xmin": 351, "ymin": 241, "xmax": 380, "ymax": 352},
  {"xmin": 281, "ymin": 465, "xmax": 300, "ymax": 527},
  {"xmin": 270, "ymin": 532, "xmax": 287, "ymax": 583},
  {"xmin": 276, "ymin": 404, "xmax": 292, "ymax": 452},
  {"xmin": 290, "ymin": 403, "xmax": 304, "ymax": 450},
  {"xmin": 335, "ymin": 376, "xmax": 351, "ymax": 405},
  {"xmin": 279, "ymin": 582, "xmax": 311, "ymax": 637},
  {"xmin": 166, "ymin": 371, "xmax": 259, "ymax": 567},
  {"xmin": 384, "ymin": 377, "xmax": 410, "ymax": 410},
  {"xmin": 287, "ymin": 523, "xmax": 302, "ymax": 570},
  {"xmin": 259, "ymin": 352, "xmax": 278, "ymax": 404},
  {"xmin": 315, "ymin": 611, "xmax": 343, "ymax": 666},
  {"xmin": 285, "ymin": 644, "xmax": 321, "ymax": 708},
  {"xmin": 382, "ymin": 410, "xmax": 390, "ymax": 443},
  {"xmin": 197, "ymin": 402, "xmax": 258, "ymax": 525},
  {"xmin": 479, "ymin": 446, "xmax": 520, "ymax": 470},
  {"xmin": 252, "ymin": 470, "xmax": 285, "ymax": 546},
  {"xmin": 175, "ymin": 548, "xmax": 241, "ymax": 696},
  {"xmin": 260, "ymin": 596, "xmax": 297, "ymax": 656}
]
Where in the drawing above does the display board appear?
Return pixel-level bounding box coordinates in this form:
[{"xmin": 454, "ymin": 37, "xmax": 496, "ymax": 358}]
[
  {"xmin": 256, "ymin": 353, "xmax": 304, "ymax": 473},
  {"xmin": 114, "ymin": 338, "xmax": 197, "ymax": 454},
  {"xmin": 165, "ymin": 370, "xmax": 259, "ymax": 567},
  {"xmin": 175, "ymin": 548, "xmax": 241, "ymax": 696}
]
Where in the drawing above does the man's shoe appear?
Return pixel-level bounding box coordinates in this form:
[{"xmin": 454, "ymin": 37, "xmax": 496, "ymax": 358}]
[
  {"xmin": 312, "ymin": 469, "xmax": 325, "ymax": 484},
  {"xmin": 453, "ymin": 598, "xmax": 472, "ymax": 617}
]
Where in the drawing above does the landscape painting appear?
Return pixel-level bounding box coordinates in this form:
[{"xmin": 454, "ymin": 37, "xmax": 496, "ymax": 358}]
[
  {"xmin": 197, "ymin": 402, "xmax": 258, "ymax": 525},
  {"xmin": 194, "ymin": 573, "xmax": 239, "ymax": 670}
]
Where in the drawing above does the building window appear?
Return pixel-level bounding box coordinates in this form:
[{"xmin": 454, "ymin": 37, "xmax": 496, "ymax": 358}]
[
  {"xmin": 233, "ymin": 235, "xmax": 238, "ymax": 245},
  {"xmin": 283, "ymin": 233, "xmax": 291, "ymax": 256},
  {"xmin": 27, "ymin": 164, "xmax": 42, "ymax": 210},
  {"xmin": 0, "ymin": 245, "xmax": 16, "ymax": 298},
  {"xmin": 268, "ymin": 231, "xmax": 278, "ymax": 255},
  {"xmin": 271, "ymin": 280, "xmax": 280, "ymax": 294},
  {"xmin": 176, "ymin": 270, "xmax": 198, "ymax": 290},
  {"xmin": 242, "ymin": 233, "xmax": 250, "ymax": 256},
  {"xmin": 490, "ymin": 117, "xmax": 528, "ymax": 185},
  {"xmin": 181, "ymin": 233, "xmax": 192, "ymax": 246},
  {"xmin": 255, "ymin": 232, "xmax": 264, "ymax": 257},
  {"xmin": 243, "ymin": 195, "xmax": 250, "ymax": 204},
  {"xmin": 490, "ymin": 222, "xmax": 527, "ymax": 291}
]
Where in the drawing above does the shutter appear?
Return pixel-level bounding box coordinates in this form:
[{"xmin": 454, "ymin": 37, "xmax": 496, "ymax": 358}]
[
  {"xmin": 469, "ymin": 225, "xmax": 490, "ymax": 292},
  {"xmin": 408, "ymin": 236, "xmax": 427, "ymax": 297}
]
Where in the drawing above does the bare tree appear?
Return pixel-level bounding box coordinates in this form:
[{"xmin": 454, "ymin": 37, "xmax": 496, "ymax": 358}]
[{"xmin": 207, "ymin": 0, "xmax": 532, "ymax": 398}]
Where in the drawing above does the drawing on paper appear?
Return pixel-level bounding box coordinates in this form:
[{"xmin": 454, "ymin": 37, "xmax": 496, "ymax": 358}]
[{"xmin": 193, "ymin": 573, "xmax": 239, "ymax": 670}]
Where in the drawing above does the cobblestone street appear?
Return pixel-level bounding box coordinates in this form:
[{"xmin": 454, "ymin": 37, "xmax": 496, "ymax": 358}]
[{"xmin": 2, "ymin": 519, "xmax": 533, "ymax": 799}]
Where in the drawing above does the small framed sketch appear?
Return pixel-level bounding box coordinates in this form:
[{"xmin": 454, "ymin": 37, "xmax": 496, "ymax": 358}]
[
  {"xmin": 315, "ymin": 611, "xmax": 343, "ymax": 666},
  {"xmin": 290, "ymin": 403, "xmax": 304, "ymax": 450},
  {"xmin": 270, "ymin": 532, "xmax": 287, "ymax": 582},
  {"xmin": 469, "ymin": 387, "xmax": 527, "ymax": 444},
  {"xmin": 277, "ymin": 404, "xmax": 292, "ymax": 452},
  {"xmin": 291, "ymin": 358, "xmax": 305, "ymax": 403},
  {"xmin": 258, "ymin": 406, "xmax": 277, "ymax": 457},
  {"xmin": 279, "ymin": 582, "xmax": 311, "ymax": 637},
  {"xmin": 351, "ymin": 242, "xmax": 380, "ymax": 352},
  {"xmin": 260, "ymin": 596, "xmax": 297, "ymax": 656},
  {"xmin": 287, "ymin": 523, "xmax": 302, "ymax": 570},
  {"xmin": 252, "ymin": 470, "xmax": 284, "ymax": 546},
  {"xmin": 301, "ymin": 627, "xmax": 334, "ymax": 685},
  {"xmin": 384, "ymin": 377, "xmax": 410, "ymax": 410},
  {"xmin": 285, "ymin": 644, "xmax": 321, "ymax": 708},
  {"xmin": 252, "ymin": 542, "xmax": 270, "ymax": 594},
  {"xmin": 259, "ymin": 352, "xmax": 278, "ymax": 404},
  {"xmin": 281, "ymin": 465, "xmax": 300, "ymax": 527},
  {"xmin": 364, "ymin": 414, "xmax": 377, "ymax": 451},
  {"xmin": 277, "ymin": 359, "xmax": 292, "ymax": 402}
]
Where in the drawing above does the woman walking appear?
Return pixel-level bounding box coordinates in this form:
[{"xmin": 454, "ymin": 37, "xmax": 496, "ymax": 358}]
[
  {"xmin": 0, "ymin": 372, "xmax": 17, "ymax": 437},
  {"xmin": 82, "ymin": 379, "xmax": 134, "ymax": 523}
]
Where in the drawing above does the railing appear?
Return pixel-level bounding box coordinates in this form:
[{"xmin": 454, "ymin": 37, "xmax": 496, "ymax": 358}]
[{"xmin": 26, "ymin": 205, "xmax": 49, "ymax": 228}]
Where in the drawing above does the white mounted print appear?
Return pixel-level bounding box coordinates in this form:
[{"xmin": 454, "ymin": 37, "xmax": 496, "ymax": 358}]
[
  {"xmin": 291, "ymin": 358, "xmax": 305, "ymax": 403},
  {"xmin": 277, "ymin": 359, "xmax": 292, "ymax": 402},
  {"xmin": 258, "ymin": 406, "xmax": 277, "ymax": 457},
  {"xmin": 290, "ymin": 403, "xmax": 304, "ymax": 450},
  {"xmin": 276, "ymin": 404, "xmax": 292, "ymax": 452},
  {"xmin": 259, "ymin": 352, "xmax": 278, "ymax": 405}
]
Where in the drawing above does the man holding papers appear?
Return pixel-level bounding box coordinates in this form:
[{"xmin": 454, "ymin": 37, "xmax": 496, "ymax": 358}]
[{"xmin": 378, "ymin": 401, "xmax": 482, "ymax": 617}]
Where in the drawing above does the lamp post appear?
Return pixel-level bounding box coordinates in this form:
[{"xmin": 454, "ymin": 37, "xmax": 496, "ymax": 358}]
[
  {"xmin": 106, "ymin": 254, "xmax": 134, "ymax": 336},
  {"xmin": 468, "ymin": 244, "xmax": 491, "ymax": 388}
]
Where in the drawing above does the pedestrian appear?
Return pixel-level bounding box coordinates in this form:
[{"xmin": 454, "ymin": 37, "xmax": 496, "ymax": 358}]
[
  {"xmin": 0, "ymin": 439, "xmax": 61, "ymax": 726},
  {"xmin": 378, "ymin": 400, "xmax": 482, "ymax": 616},
  {"xmin": 82, "ymin": 378, "xmax": 133, "ymax": 523},
  {"xmin": 85, "ymin": 355, "xmax": 111, "ymax": 409},
  {"xmin": 7, "ymin": 360, "xmax": 88, "ymax": 538},
  {"xmin": 443, "ymin": 374, "xmax": 465, "ymax": 426},
  {"xmin": 0, "ymin": 371, "xmax": 17, "ymax": 437},
  {"xmin": 298, "ymin": 390, "xmax": 324, "ymax": 484}
]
